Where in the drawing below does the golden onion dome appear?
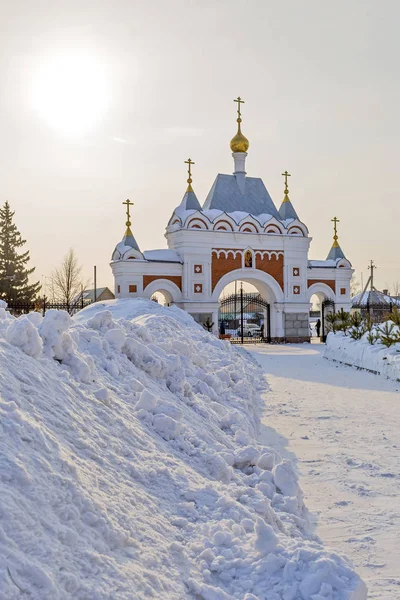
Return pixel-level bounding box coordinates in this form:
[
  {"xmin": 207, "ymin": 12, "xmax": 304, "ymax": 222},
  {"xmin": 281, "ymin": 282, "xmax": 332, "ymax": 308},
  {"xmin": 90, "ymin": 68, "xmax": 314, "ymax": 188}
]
[{"xmin": 230, "ymin": 119, "xmax": 249, "ymax": 153}]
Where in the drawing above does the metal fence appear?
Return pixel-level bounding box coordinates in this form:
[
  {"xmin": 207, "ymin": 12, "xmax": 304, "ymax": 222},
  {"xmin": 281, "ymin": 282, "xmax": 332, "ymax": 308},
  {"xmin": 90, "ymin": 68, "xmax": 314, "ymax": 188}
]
[
  {"xmin": 219, "ymin": 291, "xmax": 271, "ymax": 344},
  {"xmin": 5, "ymin": 297, "xmax": 92, "ymax": 317}
]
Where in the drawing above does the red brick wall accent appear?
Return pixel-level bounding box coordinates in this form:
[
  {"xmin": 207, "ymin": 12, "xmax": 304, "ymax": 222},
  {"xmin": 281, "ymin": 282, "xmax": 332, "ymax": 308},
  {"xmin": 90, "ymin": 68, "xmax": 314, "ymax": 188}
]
[
  {"xmin": 307, "ymin": 279, "xmax": 335, "ymax": 293},
  {"xmin": 255, "ymin": 253, "xmax": 284, "ymax": 290},
  {"xmin": 211, "ymin": 250, "xmax": 284, "ymax": 292},
  {"xmin": 212, "ymin": 250, "xmax": 242, "ymax": 291},
  {"xmin": 143, "ymin": 275, "xmax": 182, "ymax": 291}
]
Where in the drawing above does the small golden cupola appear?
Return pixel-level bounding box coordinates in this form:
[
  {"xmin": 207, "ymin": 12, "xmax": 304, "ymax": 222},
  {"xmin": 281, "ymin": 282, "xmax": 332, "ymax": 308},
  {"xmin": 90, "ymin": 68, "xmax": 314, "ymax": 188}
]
[{"xmin": 230, "ymin": 96, "xmax": 249, "ymax": 153}]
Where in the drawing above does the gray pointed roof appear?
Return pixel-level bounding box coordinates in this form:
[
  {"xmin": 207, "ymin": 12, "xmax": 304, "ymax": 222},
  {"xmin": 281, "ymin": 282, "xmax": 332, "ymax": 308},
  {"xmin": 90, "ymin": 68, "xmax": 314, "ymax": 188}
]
[
  {"xmin": 326, "ymin": 243, "xmax": 345, "ymax": 261},
  {"xmin": 122, "ymin": 226, "xmax": 141, "ymax": 252},
  {"xmin": 180, "ymin": 189, "xmax": 202, "ymax": 211},
  {"xmin": 202, "ymin": 174, "xmax": 280, "ymax": 218},
  {"xmin": 278, "ymin": 194, "xmax": 299, "ymax": 220}
]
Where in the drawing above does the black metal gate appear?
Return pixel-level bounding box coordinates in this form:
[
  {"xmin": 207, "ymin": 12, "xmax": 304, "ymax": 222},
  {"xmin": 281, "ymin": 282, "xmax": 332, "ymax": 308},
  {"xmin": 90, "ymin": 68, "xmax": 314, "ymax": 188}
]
[{"xmin": 219, "ymin": 291, "xmax": 271, "ymax": 344}]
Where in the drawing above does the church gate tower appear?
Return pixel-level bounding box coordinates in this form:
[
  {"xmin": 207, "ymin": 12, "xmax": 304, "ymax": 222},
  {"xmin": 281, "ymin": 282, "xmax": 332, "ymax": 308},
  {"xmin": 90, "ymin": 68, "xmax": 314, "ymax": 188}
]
[{"xmin": 110, "ymin": 99, "xmax": 353, "ymax": 341}]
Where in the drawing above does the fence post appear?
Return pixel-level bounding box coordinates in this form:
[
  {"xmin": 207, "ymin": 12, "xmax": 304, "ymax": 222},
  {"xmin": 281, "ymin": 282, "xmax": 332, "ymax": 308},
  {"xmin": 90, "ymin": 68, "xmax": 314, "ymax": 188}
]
[
  {"xmin": 267, "ymin": 304, "xmax": 271, "ymax": 343},
  {"xmin": 42, "ymin": 295, "xmax": 46, "ymax": 317}
]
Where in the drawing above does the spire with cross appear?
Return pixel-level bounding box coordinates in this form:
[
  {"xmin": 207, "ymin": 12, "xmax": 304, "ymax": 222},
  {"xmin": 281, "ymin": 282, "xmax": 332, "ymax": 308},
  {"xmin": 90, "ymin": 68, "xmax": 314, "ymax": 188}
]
[
  {"xmin": 234, "ymin": 96, "xmax": 245, "ymax": 123},
  {"xmin": 179, "ymin": 158, "xmax": 201, "ymax": 210},
  {"xmin": 184, "ymin": 158, "xmax": 195, "ymax": 193},
  {"xmin": 230, "ymin": 96, "xmax": 249, "ymax": 157},
  {"xmin": 331, "ymin": 216, "xmax": 340, "ymax": 247},
  {"xmin": 282, "ymin": 170, "xmax": 291, "ymax": 193},
  {"xmin": 122, "ymin": 199, "xmax": 134, "ymax": 228},
  {"xmin": 116, "ymin": 197, "xmax": 142, "ymax": 254},
  {"xmin": 326, "ymin": 216, "xmax": 346, "ymax": 260},
  {"xmin": 278, "ymin": 169, "xmax": 298, "ymax": 219}
]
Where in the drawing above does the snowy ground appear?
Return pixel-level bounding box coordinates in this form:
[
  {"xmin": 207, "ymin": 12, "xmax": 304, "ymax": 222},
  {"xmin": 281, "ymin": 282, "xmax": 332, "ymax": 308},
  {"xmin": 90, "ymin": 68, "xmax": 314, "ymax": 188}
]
[
  {"xmin": 248, "ymin": 343, "xmax": 400, "ymax": 599},
  {"xmin": 326, "ymin": 331, "xmax": 400, "ymax": 382},
  {"xmin": 0, "ymin": 301, "xmax": 366, "ymax": 599}
]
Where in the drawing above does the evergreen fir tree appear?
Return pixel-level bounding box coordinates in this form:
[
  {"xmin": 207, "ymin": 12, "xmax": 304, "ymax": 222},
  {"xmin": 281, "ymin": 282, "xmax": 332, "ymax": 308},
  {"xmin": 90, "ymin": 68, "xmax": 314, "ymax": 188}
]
[{"xmin": 0, "ymin": 201, "xmax": 41, "ymax": 302}]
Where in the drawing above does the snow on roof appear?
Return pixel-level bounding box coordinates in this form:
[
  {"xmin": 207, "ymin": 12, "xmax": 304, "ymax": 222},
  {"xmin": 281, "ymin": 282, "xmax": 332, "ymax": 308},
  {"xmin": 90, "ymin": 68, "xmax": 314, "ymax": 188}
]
[
  {"xmin": 308, "ymin": 259, "xmax": 337, "ymax": 268},
  {"xmin": 170, "ymin": 208, "xmax": 277, "ymax": 228},
  {"xmin": 201, "ymin": 208, "xmax": 224, "ymax": 221},
  {"xmin": 82, "ymin": 288, "xmax": 113, "ymax": 301},
  {"xmin": 226, "ymin": 210, "xmax": 274, "ymax": 225},
  {"xmin": 143, "ymin": 249, "xmax": 182, "ymax": 263},
  {"xmin": 172, "ymin": 206, "xmax": 197, "ymax": 221},
  {"xmin": 0, "ymin": 299, "xmax": 366, "ymax": 598},
  {"xmin": 352, "ymin": 289, "xmax": 400, "ymax": 308},
  {"xmin": 115, "ymin": 241, "xmax": 132, "ymax": 255}
]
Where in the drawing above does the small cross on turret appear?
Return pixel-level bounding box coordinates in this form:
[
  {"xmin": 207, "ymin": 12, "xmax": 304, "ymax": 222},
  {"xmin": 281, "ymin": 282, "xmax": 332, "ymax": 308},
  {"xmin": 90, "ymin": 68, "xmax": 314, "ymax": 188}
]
[
  {"xmin": 282, "ymin": 170, "xmax": 291, "ymax": 194},
  {"xmin": 331, "ymin": 216, "xmax": 340, "ymax": 243},
  {"xmin": 184, "ymin": 158, "xmax": 195, "ymax": 192},
  {"xmin": 122, "ymin": 199, "xmax": 134, "ymax": 227},
  {"xmin": 233, "ymin": 96, "xmax": 245, "ymax": 121}
]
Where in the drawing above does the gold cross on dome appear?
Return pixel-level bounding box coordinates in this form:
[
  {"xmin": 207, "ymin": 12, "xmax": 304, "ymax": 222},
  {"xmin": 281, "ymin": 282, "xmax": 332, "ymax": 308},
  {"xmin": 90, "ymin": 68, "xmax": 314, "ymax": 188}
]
[
  {"xmin": 331, "ymin": 216, "xmax": 340, "ymax": 240},
  {"xmin": 234, "ymin": 96, "xmax": 245, "ymax": 120},
  {"xmin": 282, "ymin": 170, "xmax": 291, "ymax": 193},
  {"xmin": 123, "ymin": 199, "xmax": 134, "ymax": 226},
  {"xmin": 184, "ymin": 158, "xmax": 194, "ymax": 181},
  {"xmin": 184, "ymin": 158, "xmax": 195, "ymax": 191}
]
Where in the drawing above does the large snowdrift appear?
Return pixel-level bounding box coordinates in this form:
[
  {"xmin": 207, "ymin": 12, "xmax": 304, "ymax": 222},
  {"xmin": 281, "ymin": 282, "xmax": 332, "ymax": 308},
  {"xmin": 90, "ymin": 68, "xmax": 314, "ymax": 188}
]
[
  {"xmin": 326, "ymin": 330, "xmax": 400, "ymax": 381},
  {"xmin": 0, "ymin": 299, "xmax": 366, "ymax": 599}
]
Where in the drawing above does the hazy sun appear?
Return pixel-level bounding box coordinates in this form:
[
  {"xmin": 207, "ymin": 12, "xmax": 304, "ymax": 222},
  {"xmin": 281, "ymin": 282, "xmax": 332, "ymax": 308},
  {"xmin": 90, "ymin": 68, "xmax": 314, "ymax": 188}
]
[{"xmin": 32, "ymin": 51, "xmax": 109, "ymax": 136}]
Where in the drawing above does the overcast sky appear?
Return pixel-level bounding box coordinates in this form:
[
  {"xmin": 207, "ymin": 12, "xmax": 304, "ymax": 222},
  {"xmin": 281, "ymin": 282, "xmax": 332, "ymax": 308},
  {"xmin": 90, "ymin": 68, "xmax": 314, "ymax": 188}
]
[{"xmin": 1, "ymin": 0, "xmax": 399, "ymax": 293}]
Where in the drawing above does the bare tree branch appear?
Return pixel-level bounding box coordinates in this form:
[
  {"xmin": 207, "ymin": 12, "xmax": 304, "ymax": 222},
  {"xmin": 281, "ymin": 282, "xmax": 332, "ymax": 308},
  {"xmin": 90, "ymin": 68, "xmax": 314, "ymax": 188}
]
[
  {"xmin": 390, "ymin": 281, "xmax": 400, "ymax": 297},
  {"xmin": 51, "ymin": 249, "xmax": 85, "ymax": 307},
  {"xmin": 350, "ymin": 275, "xmax": 360, "ymax": 297}
]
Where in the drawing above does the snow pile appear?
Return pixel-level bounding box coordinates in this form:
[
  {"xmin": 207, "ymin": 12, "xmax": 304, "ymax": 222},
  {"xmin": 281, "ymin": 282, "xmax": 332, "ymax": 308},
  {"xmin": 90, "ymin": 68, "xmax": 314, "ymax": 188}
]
[
  {"xmin": 0, "ymin": 299, "xmax": 366, "ymax": 599},
  {"xmin": 326, "ymin": 330, "xmax": 400, "ymax": 381}
]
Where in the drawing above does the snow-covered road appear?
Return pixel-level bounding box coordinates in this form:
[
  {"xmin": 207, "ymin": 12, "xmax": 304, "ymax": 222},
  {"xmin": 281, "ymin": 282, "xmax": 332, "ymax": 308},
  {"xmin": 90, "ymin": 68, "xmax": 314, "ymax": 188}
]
[{"xmin": 248, "ymin": 343, "xmax": 400, "ymax": 599}]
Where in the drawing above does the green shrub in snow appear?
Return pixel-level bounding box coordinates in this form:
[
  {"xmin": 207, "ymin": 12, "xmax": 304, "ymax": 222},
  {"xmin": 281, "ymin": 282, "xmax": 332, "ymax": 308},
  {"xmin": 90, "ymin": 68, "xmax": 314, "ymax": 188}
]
[
  {"xmin": 335, "ymin": 309, "xmax": 351, "ymax": 334},
  {"xmin": 377, "ymin": 322, "xmax": 400, "ymax": 348},
  {"xmin": 384, "ymin": 306, "xmax": 400, "ymax": 328},
  {"xmin": 367, "ymin": 331, "xmax": 379, "ymax": 345}
]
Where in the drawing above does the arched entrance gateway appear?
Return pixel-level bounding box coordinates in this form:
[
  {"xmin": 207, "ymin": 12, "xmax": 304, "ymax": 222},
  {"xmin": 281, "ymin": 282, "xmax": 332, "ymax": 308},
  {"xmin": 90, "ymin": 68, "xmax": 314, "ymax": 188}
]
[
  {"xmin": 307, "ymin": 283, "xmax": 336, "ymax": 340},
  {"xmin": 110, "ymin": 99, "xmax": 353, "ymax": 342},
  {"xmin": 219, "ymin": 292, "xmax": 271, "ymax": 343},
  {"xmin": 213, "ymin": 268, "xmax": 284, "ymax": 341}
]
